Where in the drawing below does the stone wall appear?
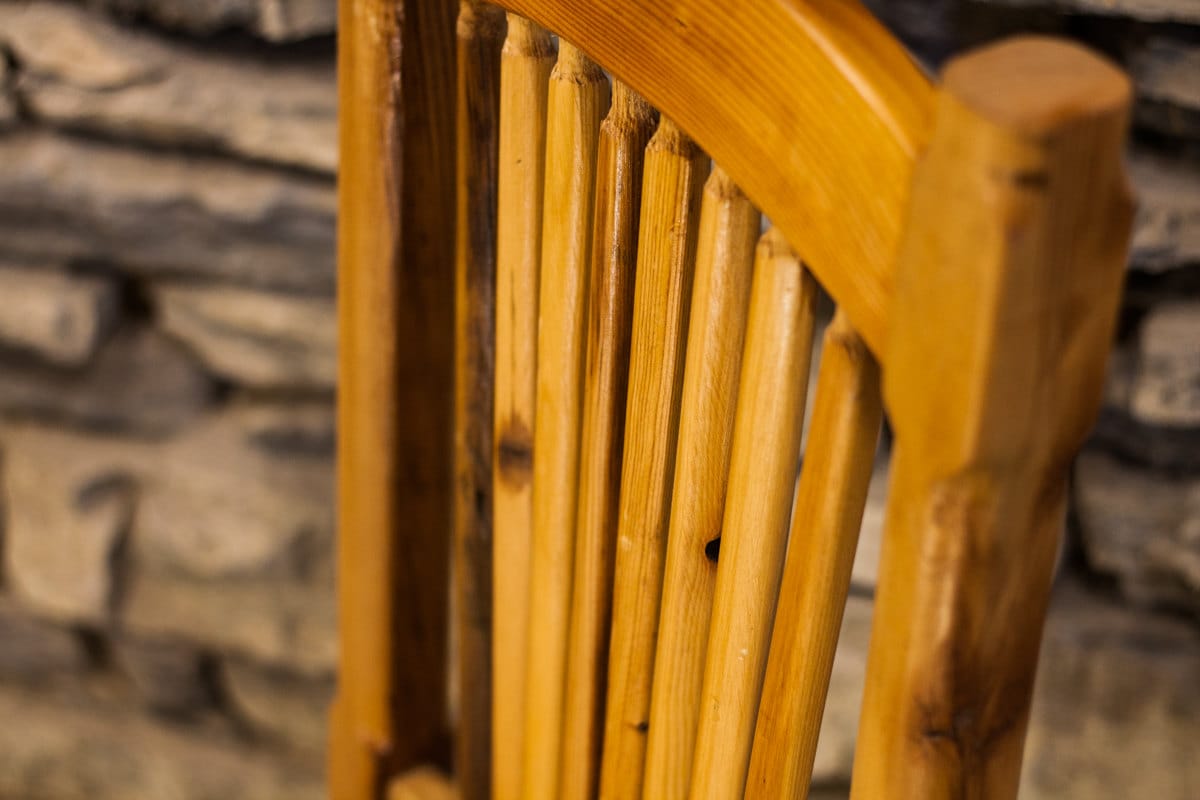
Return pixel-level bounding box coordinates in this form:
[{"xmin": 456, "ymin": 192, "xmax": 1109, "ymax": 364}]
[{"xmin": 0, "ymin": 0, "xmax": 1195, "ymax": 798}]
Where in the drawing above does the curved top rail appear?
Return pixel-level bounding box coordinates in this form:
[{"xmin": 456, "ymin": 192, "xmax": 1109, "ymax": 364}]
[{"xmin": 493, "ymin": 0, "xmax": 936, "ymax": 354}]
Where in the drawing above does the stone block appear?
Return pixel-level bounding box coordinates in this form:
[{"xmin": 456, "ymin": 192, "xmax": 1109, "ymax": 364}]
[
  {"xmin": 0, "ymin": 598, "xmax": 87, "ymax": 681},
  {"xmin": 1133, "ymin": 37, "xmax": 1200, "ymax": 138},
  {"xmin": 1129, "ymin": 151, "xmax": 1200, "ymax": 274},
  {"xmin": 0, "ymin": 264, "xmax": 118, "ymax": 366},
  {"xmin": 89, "ymin": 0, "xmax": 336, "ymax": 42},
  {"xmin": 973, "ymin": 0, "xmax": 1200, "ymax": 23},
  {"xmin": 114, "ymin": 636, "xmax": 212, "ymax": 715},
  {"xmin": 223, "ymin": 658, "xmax": 333, "ymax": 752}
]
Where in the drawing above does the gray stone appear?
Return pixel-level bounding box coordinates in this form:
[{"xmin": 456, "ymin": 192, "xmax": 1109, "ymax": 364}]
[
  {"xmin": 0, "ymin": 2, "xmax": 336, "ymax": 173},
  {"xmin": 1075, "ymin": 449, "xmax": 1200, "ymax": 619},
  {"xmin": 223, "ymin": 658, "xmax": 333, "ymax": 752},
  {"xmin": 975, "ymin": 0, "xmax": 1200, "ymax": 23},
  {"xmin": 1133, "ymin": 38, "xmax": 1200, "ymax": 138},
  {"xmin": 1129, "ymin": 301, "xmax": 1200, "ymax": 427},
  {"xmin": 114, "ymin": 636, "xmax": 211, "ymax": 715},
  {"xmin": 0, "ymin": 131, "xmax": 335, "ymax": 292},
  {"xmin": 87, "ymin": 0, "xmax": 336, "ymax": 41},
  {"xmin": 0, "ymin": 264, "xmax": 118, "ymax": 366},
  {"xmin": 0, "ymin": 56, "xmax": 16, "ymax": 126},
  {"xmin": 0, "ymin": 598, "xmax": 86, "ymax": 681},
  {"xmin": 155, "ymin": 283, "xmax": 336, "ymax": 389},
  {"xmin": 0, "ymin": 325, "xmax": 214, "ymax": 436},
  {"xmin": 1129, "ymin": 151, "xmax": 1200, "ymax": 273}
]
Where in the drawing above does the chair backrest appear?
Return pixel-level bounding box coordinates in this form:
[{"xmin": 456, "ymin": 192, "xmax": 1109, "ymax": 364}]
[{"xmin": 332, "ymin": 1, "xmax": 1134, "ymax": 799}]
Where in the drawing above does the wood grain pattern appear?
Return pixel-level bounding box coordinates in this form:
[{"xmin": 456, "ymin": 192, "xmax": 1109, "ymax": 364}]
[
  {"xmin": 745, "ymin": 310, "xmax": 881, "ymax": 800},
  {"xmin": 642, "ymin": 166, "xmax": 759, "ymax": 800},
  {"xmin": 521, "ymin": 41, "xmax": 610, "ymax": 800},
  {"xmin": 559, "ymin": 80, "xmax": 657, "ymax": 800},
  {"xmin": 332, "ymin": 0, "xmax": 455, "ymax": 795},
  {"xmin": 688, "ymin": 228, "xmax": 818, "ymax": 800},
  {"xmin": 850, "ymin": 38, "xmax": 1132, "ymax": 800},
  {"xmin": 598, "ymin": 117, "xmax": 708, "ymax": 800},
  {"xmin": 490, "ymin": 0, "xmax": 935, "ymax": 354},
  {"xmin": 492, "ymin": 15, "xmax": 554, "ymax": 800},
  {"xmin": 453, "ymin": 4, "xmax": 504, "ymax": 798}
]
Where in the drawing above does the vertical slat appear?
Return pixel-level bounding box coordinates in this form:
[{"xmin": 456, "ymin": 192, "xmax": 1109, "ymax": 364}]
[
  {"xmin": 850, "ymin": 40, "xmax": 1132, "ymax": 800},
  {"xmin": 454, "ymin": 3, "xmax": 504, "ymax": 799},
  {"xmin": 598, "ymin": 117, "xmax": 708, "ymax": 800},
  {"xmin": 492, "ymin": 15, "xmax": 554, "ymax": 800},
  {"xmin": 332, "ymin": 0, "xmax": 455, "ymax": 794},
  {"xmin": 642, "ymin": 166, "xmax": 760, "ymax": 800},
  {"xmin": 559, "ymin": 81, "xmax": 657, "ymax": 800},
  {"xmin": 745, "ymin": 310, "xmax": 882, "ymax": 799},
  {"xmin": 688, "ymin": 228, "xmax": 818, "ymax": 800},
  {"xmin": 521, "ymin": 41, "xmax": 610, "ymax": 800}
]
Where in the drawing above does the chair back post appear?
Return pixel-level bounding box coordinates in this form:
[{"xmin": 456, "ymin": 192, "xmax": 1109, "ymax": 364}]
[{"xmin": 851, "ymin": 37, "xmax": 1133, "ymax": 799}]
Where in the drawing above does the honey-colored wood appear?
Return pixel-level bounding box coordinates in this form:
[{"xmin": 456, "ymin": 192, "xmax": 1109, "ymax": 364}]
[
  {"xmin": 521, "ymin": 42, "xmax": 610, "ymax": 800},
  {"xmin": 453, "ymin": 4, "xmax": 504, "ymax": 798},
  {"xmin": 745, "ymin": 311, "xmax": 882, "ymax": 800},
  {"xmin": 559, "ymin": 81, "xmax": 657, "ymax": 800},
  {"xmin": 388, "ymin": 768, "xmax": 459, "ymax": 800},
  {"xmin": 850, "ymin": 38, "xmax": 1133, "ymax": 800},
  {"xmin": 332, "ymin": 0, "xmax": 455, "ymax": 794},
  {"xmin": 688, "ymin": 229, "xmax": 818, "ymax": 800},
  {"xmin": 597, "ymin": 117, "xmax": 708, "ymax": 800},
  {"xmin": 490, "ymin": 0, "xmax": 935, "ymax": 354},
  {"xmin": 642, "ymin": 166, "xmax": 759, "ymax": 800},
  {"xmin": 492, "ymin": 16, "xmax": 554, "ymax": 800}
]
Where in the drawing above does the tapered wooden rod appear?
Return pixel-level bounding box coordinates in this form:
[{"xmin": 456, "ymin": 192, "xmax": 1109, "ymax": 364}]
[
  {"xmin": 492, "ymin": 15, "xmax": 554, "ymax": 800},
  {"xmin": 453, "ymin": 3, "xmax": 504, "ymax": 798},
  {"xmin": 688, "ymin": 228, "xmax": 818, "ymax": 800},
  {"xmin": 745, "ymin": 310, "xmax": 882, "ymax": 800},
  {"xmin": 597, "ymin": 116, "xmax": 708, "ymax": 800},
  {"xmin": 643, "ymin": 166, "xmax": 759, "ymax": 800},
  {"xmin": 559, "ymin": 80, "xmax": 657, "ymax": 800},
  {"xmin": 850, "ymin": 38, "xmax": 1132, "ymax": 800},
  {"xmin": 521, "ymin": 41, "xmax": 610, "ymax": 800}
]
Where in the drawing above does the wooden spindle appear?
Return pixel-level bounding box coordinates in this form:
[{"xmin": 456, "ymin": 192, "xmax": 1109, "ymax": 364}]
[
  {"xmin": 850, "ymin": 39, "xmax": 1132, "ymax": 800},
  {"xmin": 688, "ymin": 228, "xmax": 818, "ymax": 800},
  {"xmin": 559, "ymin": 81, "xmax": 657, "ymax": 800},
  {"xmin": 642, "ymin": 166, "xmax": 759, "ymax": 800},
  {"xmin": 521, "ymin": 41, "xmax": 610, "ymax": 800},
  {"xmin": 745, "ymin": 310, "xmax": 882, "ymax": 799},
  {"xmin": 492, "ymin": 15, "xmax": 554, "ymax": 800},
  {"xmin": 453, "ymin": 3, "xmax": 504, "ymax": 798},
  {"xmin": 598, "ymin": 116, "xmax": 708, "ymax": 800}
]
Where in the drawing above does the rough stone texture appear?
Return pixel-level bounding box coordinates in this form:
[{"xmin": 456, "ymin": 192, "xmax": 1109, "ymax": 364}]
[
  {"xmin": 0, "ymin": 683, "xmax": 325, "ymax": 800},
  {"xmin": 114, "ymin": 636, "xmax": 212, "ymax": 715},
  {"xmin": 0, "ymin": 132, "xmax": 336, "ymax": 292},
  {"xmin": 1075, "ymin": 449, "xmax": 1200, "ymax": 619},
  {"xmin": 0, "ymin": 3, "xmax": 336, "ymax": 173},
  {"xmin": 1129, "ymin": 301, "xmax": 1200, "ymax": 427},
  {"xmin": 979, "ymin": 0, "xmax": 1200, "ymax": 22},
  {"xmin": 86, "ymin": 0, "xmax": 336, "ymax": 41},
  {"xmin": 155, "ymin": 283, "xmax": 336, "ymax": 389},
  {"xmin": 0, "ymin": 325, "xmax": 213, "ymax": 436},
  {"xmin": 1133, "ymin": 38, "xmax": 1200, "ymax": 138},
  {"xmin": 0, "ymin": 57, "xmax": 15, "ymax": 126},
  {"xmin": 0, "ymin": 264, "xmax": 118, "ymax": 366},
  {"xmin": 0, "ymin": 599, "xmax": 86, "ymax": 682},
  {"xmin": 223, "ymin": 658, "xmax": 333, "ymax": 752},
  {"xmin": 1129, "ymin": 151, "xmax": 1200, "ymax": 273}
]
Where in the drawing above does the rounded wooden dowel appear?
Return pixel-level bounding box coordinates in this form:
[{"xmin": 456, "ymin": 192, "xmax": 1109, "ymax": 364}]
[
  {"xmin": 559, "ymin": 80, "xmax": 657, "ymax": 800},
  {"xmin": 688, "ymin": 228, "xmax": 818, "ymax": 800},
  {"xmin": 745, "ymin": 310, "xmax": 882, "ymax": 800},
  {"xmin": 492, "ymin": 14, "xmax": 554, "ymax": 800},
  {"xmin": 643, "ymin": 165, "xmax": 760, "ymax": 800},
  {"xmin": 521, "ymin": 40, "xmax": 610, "ymax": 800}
]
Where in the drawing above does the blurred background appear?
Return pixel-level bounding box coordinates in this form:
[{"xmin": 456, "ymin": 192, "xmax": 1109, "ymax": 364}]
[{"xmin": 0, "ymin": 0, "xmax": 1195, "ymax": 798}]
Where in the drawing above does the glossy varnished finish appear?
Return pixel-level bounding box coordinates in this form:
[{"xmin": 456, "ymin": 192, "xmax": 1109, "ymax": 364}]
[
  {"xmin": 332, "ymin": 0, "xmax": 455, "ymax": 795},
  {"xmin": 522, "ymin": 42, "xmax": 610, "ymax": 800},
  {"xmin": 560, "ymin": 81, "xmax": 656, "ymax": 800},
  {"xmin": 642, "ymin": 166, "xmax": 759, "ymax": 800},
  {"xmin": 492, "ymin": 16, "xmax": 554, "ymax": 800},
  {"xmin": 689, "ymin": 229, "xmax": 817, "ymax": 800},
  {"xmin": 746, "ymin": 311, "xmax": 882, "ymax": 799},
  {"xmin": 491, "ymin": 0, "xmax": 935, "ymax": 354},
  {"xmin": 851, "ymin": 38, "xmax": 1133, "ymax": 800},
  {"xmin": 598, "ymin": 117, "xmax": 708, "ymax": 800}
]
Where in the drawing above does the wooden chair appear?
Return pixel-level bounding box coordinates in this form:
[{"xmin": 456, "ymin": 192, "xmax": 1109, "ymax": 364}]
[{"xmin": 332, "ymin": 1, "xmax": 1133, "ymax": 798}]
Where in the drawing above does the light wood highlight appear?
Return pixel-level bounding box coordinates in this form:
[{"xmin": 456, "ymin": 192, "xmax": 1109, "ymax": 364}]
[
  {"xmin": 559, "ymin": 81, "xmax": 657, "ymax": 800},
  {"xmin": 597, "ymin": 117, "xmax": 708, "ymax": 800},
  {"xmin": 490, "ymin": 0, "xmax": 936, "ymax": 354},
  {"xmin": 332, "ymin": 0, "xmax": 455, "ymax": 794},
  {"xmin": 745, "ymin": 310, "xmax": 882, "ymax": 800},
  {"xmin": 388, "ymin": 768, "xmax": 459, "ymax": 800},
  {"xmin": 688, "ymin": 229, "xmax": 818, "ymax": 800},
  {"xmin": 642, "ymin": 166, "xmax": 759, "ymax": 800},
  {"xmin": 492, "ymin": 15, "xmax": 554, "ymax": 800},
  {"xmin": 521, "ymin": 42, "xmax": 610, "ymax": 800},
  {"xmin": 850, "ymin": 38, "xmax": 1133, "ymax": 800}
]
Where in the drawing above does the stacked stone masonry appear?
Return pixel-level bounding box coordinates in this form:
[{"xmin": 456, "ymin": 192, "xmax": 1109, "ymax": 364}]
[{"xmin": 0, "ymin": 0, "xmax": 1195, "ymax": 797}]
